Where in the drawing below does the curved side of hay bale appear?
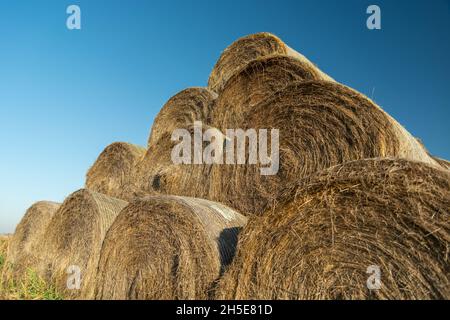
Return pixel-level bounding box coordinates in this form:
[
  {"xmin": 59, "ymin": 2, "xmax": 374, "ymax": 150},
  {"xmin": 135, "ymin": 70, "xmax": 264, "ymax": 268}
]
[
  {"xmin": 216, "ymin": 159, "xmax": 450, "ymax": 300},
  {"xmin": 86, "ymin": 142, "xmax": 146, "ymax": 201},
  {"xmin": 37, "ymin": 189, "xmax": 127, "ymax": 299},
  {"xmin": 6, "ymin": 201, "xmax": 60, "ymax": 275},
  {"xmin": 211, "ymin": 54, "xmax": 331, "ymax": 130},
  {"xmin": 136, "ymin": 123, "xmax": 227, "ymax": 200},
  {"xmin": 94, "ymin": 195, "xmax": 247, "ymax": 300},
  {"xmin": 433, "ymin": 156, "xmax": 450, "ymax": 170},
  {"xmin": 148, "ymin": 87, "xmax": 218, "ymax": 147},
  {"xmin": 208, "ymin": 32, "xmax": 332, "ymax": 93},
  {"xmin": 209, "ymin": 80, "xmax": 439, "ymax": 215}
]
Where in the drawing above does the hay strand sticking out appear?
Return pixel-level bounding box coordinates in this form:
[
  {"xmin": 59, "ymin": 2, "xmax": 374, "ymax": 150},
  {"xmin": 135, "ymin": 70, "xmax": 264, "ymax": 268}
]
[
  {"xmin": 5, "ymin": 201, "xmax": 60, "ymax": 276},
  {"xmin": 216, "ymin": 159, "xmax": 450, "ymax": 300},
  {"xmin": 38, "ymin": 189, "xmax": 127, "ymax": 299},
  {"xmin": 209, "ymin": 80, "xmax": 439, "ymax": 215},
  {"xmin": 148, "ymin": 87, "xmax": 217, "ymax": 147},
  {"xmin": 86, "ymin": 142, "xmax": 146, "ymax": 201},
  {"xmin": 208, "ymin": 32, "xmax": 332, "ymax": 93},
  {"xmin": 94, "ymin": 195, "xmax": 247, "ymax": 300}
]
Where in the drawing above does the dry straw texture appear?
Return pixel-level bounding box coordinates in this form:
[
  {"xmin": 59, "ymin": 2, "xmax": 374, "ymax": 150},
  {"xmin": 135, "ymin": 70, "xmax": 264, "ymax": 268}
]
[
  {"xmin": 216, "ymin": 159, "xmax": 450, "ymax": 300},
  {"xmin": 433, "ymin": 157, "xmax": 450, "ymax": 170},
  {"xmin": 148, "ymin": 87, "xmax": 217, "ymax": 147},
  {"xmin": 5, "ymin": 201, "xmax": 60, "ymax": 279},
  {"xmin": 136, "ymin": 123, "xmax": 227, "ymax": 200},
  {"xmin": 211, "ymin": 54, "xmax": 330, "ymax": 129},
  {"xmin": 208, "ymin": 32, "xmax": 332, "ymax": 93},
  {"xmin": 94, "ymin": 195, "xmax": 247, "ymax": 300},
  {"xmin": 86, "ymin": 142, "xmax": 146, "ymax": 201},
  {"xmin": 209, "ymin": 80, "xmax": 439, "ymax": 215},
  {"xmin": 37, "ymin": 189, "xmax": 127, "ymax": 299}
]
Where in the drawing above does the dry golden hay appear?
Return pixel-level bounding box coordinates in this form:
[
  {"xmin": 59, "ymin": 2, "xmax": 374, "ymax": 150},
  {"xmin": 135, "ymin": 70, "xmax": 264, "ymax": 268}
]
[
  {"xmin": 209, "ymin": 80, "xmax": 439, "ymax": 215},
  {"xmin": 0, "ymin": 235, "xmax": 10, "ymax": 255},
  {"xmin": 208, "ymin": 32, "xmax": 332, "ymax": 93},
  {"xmin": 433, "ymin": 157, "xmax": 450, "ymax": 170},
  {"xmin": 136, "ymin": 122, "xmax": 227, "ymax": 200},
  {"xmin": 86, "ymin": 142, "xmax": 146, "ymax": 201},
  {"xmin": 211, "ymin": 54, "xmax": 332, "ymax": 130},
  {"xmin": 94, "ymin": 195, "xmax": 247, "ymax": 300},
  {"xmin": 3, "ymin": 202, "xmax": 60, "ymax": 283},
  {"xmin": 148, "ymin": 87, "xmax": 218, "ymax": 147},
  {"xmin": 37, "ymin": 189, "xmax": 127, "ymax": 299},
  {"xmin": 216, "ymin": 159, "xmax": 450, "ymax": 300},
  {"xmin": 6, "ymin": 202, "xmax": 60, "ymax": 269}
]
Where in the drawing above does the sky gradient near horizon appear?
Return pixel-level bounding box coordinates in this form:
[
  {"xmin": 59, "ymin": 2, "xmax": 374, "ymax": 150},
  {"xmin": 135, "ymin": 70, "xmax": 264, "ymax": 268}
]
[{"xmin": 0, "ymin": 0, "xmax": 449, "ymax": 233}]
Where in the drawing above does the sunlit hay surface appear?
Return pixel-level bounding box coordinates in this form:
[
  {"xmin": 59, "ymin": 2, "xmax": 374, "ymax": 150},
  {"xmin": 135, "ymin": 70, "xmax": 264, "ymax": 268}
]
[
  {"xmin": 94, "ymin": 195, "xmax": 247, "ymax": 300},
  {"xmin": 209, "ymin": 80, "xmax": 439, "ymax": 216},
  {"xmin": 148, "ymin": 87, "xmax": 217, "ymax": 148},
  {"xmin": 216, "ymin": 159, "xmax": 450, "ymax": 300},
  {"xmin": 86, "ymin": 142, "xmax": 146, "ymax": 202},
  {"xmin": 5, "ymin": 202, "xmax": 60, "ymax": 281},
  {"xmin": 37, "ymin": 189, "xmax": 127, "ymax": 299}
]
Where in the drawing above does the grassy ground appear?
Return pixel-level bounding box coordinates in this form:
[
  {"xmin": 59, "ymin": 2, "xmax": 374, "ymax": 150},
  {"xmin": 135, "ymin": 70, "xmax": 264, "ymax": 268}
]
[{"xmin": 0, "ymin": 235, "xmax": 63, "ymax": 300}]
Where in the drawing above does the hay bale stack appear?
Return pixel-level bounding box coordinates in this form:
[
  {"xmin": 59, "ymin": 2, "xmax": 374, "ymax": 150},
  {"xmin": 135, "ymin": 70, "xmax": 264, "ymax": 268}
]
[
  {"xmin": 216, "ymin": 159, "xmax": 450, "ymax": 300},
  {"xmin": 211, "ymin": 55, "xmax": 331, "ymax": 130},
  {"xmin": 208, "ymin": 32, "xmax": 332, "ymax": 93},
  {"xmin": 5, "ymin": 201, "xmax": 60, "ymax": 276},
  {"xmin": 37, "ymin": 189, "xmax": 127, "ymax": 299},
  {"xmin": 209, "ymin": 80, "xmax": 439, "ymax": 215},
  {"xmin": 94, "ymin": 195, "xmax": 247, "ymax": 300},
  {"xmin": 148, "ymin": 87, "xmax": 217, "ymax": 147},
  {"xmin": 86, "ymin": 142, "xmax": 146, "ymax": 201}
]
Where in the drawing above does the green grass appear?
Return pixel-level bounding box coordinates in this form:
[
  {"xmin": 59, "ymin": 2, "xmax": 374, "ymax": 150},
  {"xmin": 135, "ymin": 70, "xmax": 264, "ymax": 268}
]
[{"xmin": 0, "ymin": 238, "xmax": 63, "ymax": 300}]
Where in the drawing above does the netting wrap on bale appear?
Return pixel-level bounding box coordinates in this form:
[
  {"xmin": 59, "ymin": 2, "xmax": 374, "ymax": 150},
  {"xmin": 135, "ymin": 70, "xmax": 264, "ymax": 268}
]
[
  {"xmin": 4, "ymin": 201, "xmax": 60, "ymax": 279},
  {"xmin": 216, "ymin": 159, "xmax": 450, "ymax": 300},
  {"xmin": 94, "ymin": 195, "xmax": 247, "ymax": 300},
  {"xmin": 37, "ymin": 189, "xmax": 127, "ymax": 299},
  {"xmin": 208, "ymin": 32, "xmax": 332, "ymax": 94},
  {"xmin": 148, "ymin": 87, "xmax": 218, "ymax": 147},
  {"xmin": 209, "ymin": 80, "xmax": 439, "ymax": 215},
  {"xmin": 86, "ymin": 142, "xmax": 146, "ymax": 201}
]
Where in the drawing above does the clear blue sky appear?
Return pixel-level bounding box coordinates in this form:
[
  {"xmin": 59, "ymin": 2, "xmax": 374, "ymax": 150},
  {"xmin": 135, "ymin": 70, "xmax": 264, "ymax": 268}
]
[{"xmin": 0, "ymin": 0, "xmax": 449, "ymax": 233}]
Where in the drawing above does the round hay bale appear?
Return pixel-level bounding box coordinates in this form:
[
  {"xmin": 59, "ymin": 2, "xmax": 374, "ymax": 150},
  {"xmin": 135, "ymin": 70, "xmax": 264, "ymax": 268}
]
[
  {"xmin": 86, "ymin": 142, "xmax": 146, "ymax": 201},
  {"xmin": 216, "ymin": 159, "xmax": 450, "ymax": 300},
  {"xmin": 209, "ymin": 80, "xmax": 439, "ymax": 215},
  {"xmin": 211, "ymin": 54, "xmax": 331, "ymax": 130},
  {"xmin": 136, "ymin": 123, "xmax": 226, "ymax": 200},
  {"xmin": 5, "ymin": 201, "xmax": 60, "ymax": 277},
  {"xmin": 37, "ymin": 189, "xmax": 127, "ymax": 299},
  {"xmin": 148, "ymin": 87, "xmax": 217, "ymax": 147},
  {"xmin": 94, "ymin": 195, "xmax": 247, "ymax": 300},
  {"xmin": 208, "ymin": 32, "xmax": 332, "ymax": 93}
]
